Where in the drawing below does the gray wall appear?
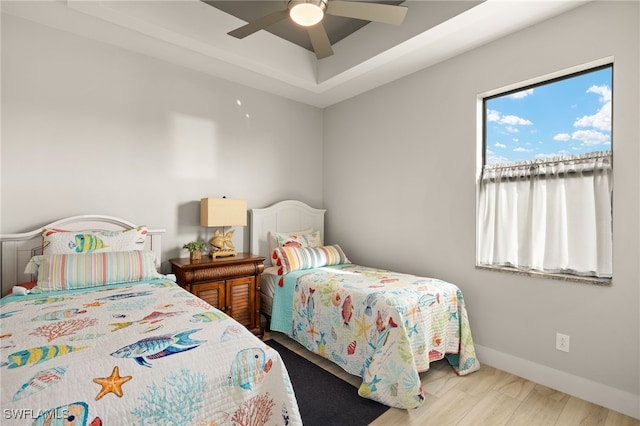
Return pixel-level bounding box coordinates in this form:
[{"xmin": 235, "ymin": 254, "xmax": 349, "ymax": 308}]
[
  {"xmin": 2, "ymin": 0, "xmax": 638, "ymax": 419},
  {"xmin": 1, "ymin": 14, "xmax": 323, "ymax": 270},
  {"xmin": 323, "ymin": 1, "xmax": 639, "ymax": 418}
]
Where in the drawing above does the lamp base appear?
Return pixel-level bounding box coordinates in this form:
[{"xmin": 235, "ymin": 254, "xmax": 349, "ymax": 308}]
[{"xmin": 211, "ymin": 249, "xmax": 237, "ymax": 259}]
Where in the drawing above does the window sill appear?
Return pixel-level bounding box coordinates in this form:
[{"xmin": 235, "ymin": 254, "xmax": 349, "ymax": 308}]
[{"xmin": 475, "ymin": 265, "xmax": 612, "ymax": 286}]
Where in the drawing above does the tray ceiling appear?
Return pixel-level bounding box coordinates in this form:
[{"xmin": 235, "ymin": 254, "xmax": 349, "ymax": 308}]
[{"xmin": 1, "ymin": 0, "xmax": 589, "ymax": 107}]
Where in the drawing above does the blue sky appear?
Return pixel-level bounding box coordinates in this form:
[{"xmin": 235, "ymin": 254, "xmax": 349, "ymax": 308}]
[{"xmin": 485, "ymin": 66, "xmax": 612, "ymax": 165}]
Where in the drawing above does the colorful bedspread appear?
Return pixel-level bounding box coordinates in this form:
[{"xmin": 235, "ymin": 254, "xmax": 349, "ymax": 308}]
[
  {"xmin": 0, "ymin": 279, "xmax": 301, "ymax": 425},
  {"xmin": 269, "ymin": 264, "xmax": 480, "ymax": 409}
]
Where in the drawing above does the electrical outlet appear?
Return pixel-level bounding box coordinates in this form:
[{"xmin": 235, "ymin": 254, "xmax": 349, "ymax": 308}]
[{"xmin": 556, "ymin": 333, "xmax": 570, "ymax": 352}]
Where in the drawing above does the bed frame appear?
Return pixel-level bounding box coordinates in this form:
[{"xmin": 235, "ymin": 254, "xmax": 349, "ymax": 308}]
[
  {"xmin": 250, "ymin": 200, "xmax": 326, "ymax": 265},
  {"xmin": 0, "ymin": 215, "xmax": 165, "ymax": 297},
  {"xmin": 250, "ymin": 200, "xmax": 325, "ymax": 327}
]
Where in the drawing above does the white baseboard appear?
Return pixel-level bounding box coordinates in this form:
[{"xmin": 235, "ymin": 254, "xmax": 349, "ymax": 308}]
[{"xmin": 475, "ymin": 344, "xmax": 640, "ymax": 420}]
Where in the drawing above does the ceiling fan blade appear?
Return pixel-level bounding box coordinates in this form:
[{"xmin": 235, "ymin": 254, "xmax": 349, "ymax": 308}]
[
  {"xmin": 227, "ymin": 9, "xmax": 290, "ymax": 39},
  {"xmin": 307, "ymin": 24, "xmax": 334, "ymax": 59},
  {"xmin": 327, "ymin": 1, "xmax": 408, "ymax": 25}
]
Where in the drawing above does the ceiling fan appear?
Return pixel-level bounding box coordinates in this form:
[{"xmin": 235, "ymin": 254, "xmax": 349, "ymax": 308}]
[{"xmin": 227, "ymin": 0, "xmax": 408, "ymax": 59}]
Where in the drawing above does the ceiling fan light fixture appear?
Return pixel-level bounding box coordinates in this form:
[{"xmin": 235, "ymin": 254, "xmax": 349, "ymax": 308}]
[{"xmin": 288, "ymin": 0, "xmax": 327, "ymax": 27}]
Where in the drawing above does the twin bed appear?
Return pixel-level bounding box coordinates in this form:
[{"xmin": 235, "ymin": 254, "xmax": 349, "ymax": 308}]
[
  {"xmin": 251, "ymin": 200, "xmax": 480, "ymax": 409},
  {"xmin": 0, "ymin": 200, "xmax": 480, "ymax": 424},
  {"xmin": 0, "ymin": 216, "xmax": 301, "ymax": 425}
]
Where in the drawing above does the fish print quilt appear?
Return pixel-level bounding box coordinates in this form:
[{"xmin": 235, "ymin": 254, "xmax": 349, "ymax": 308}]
[
  {"xmin": 269, "ymin": 264, "xmax": 480, "ymax": 409},
  {"xmin": 0, "ymin": 279, "xmax": 302, "ymax": 425}
]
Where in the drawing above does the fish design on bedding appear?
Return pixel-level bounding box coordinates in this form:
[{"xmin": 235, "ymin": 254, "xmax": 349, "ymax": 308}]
[
  {"xmin": 109, "ymin": 310, "xmax": 186, "ymax": 331},
  {"xmin": 331, "ymin": 291, "xmax": 342, "ymax": 307},
  {"xmin": 316, "ymin": 332, "xmax": 327, "ymax": 356},
  {"xmin": 2, "ymin": 345, "xmax": 88, "ymax": 369},
  {"xmin": 110, "ymin": 329, "xmax": 205, "ymax": 367},
  {"xmin": 0, "ymin": 333, "xmax": 15, "ymax": 349},
  {"xmin": 306, "ymin": 288, "xmax": 315, "ymax": 322},
  {"xmin": 13, "ymin": 366, "xmax": 68, "ymax": 401},
  {"xmin": 358, "ymin": 374, "xmax": 382, "ymax": 397},
  {"xmin": 221, "ymin": 324, "xmax": 244, "ymax": 341},
  {"xmin": 191, "ymin": 311, "xmax": 229, "ymax": 323},
  {"xmin": 228, "ymin": 347, "xmax": 272, "ymax": 390},
  {"xmin": 0, "ymin": 309, "xmax": 22, "ymax": 319},
  {"xmin": 341, "ymin": 295, "xmax": 354, "ymax": 326},
  {"xmin": 32, "ymin": 308, "xmax": 87, "ymax": 322},
  {"xmin": 140, "ymin": 311, "xmax": 184, "ymax": 323},
  {"xmin": 32, "ymin": 401, "xmax": 102, "ymax": 426},
  {"xmin": 69, "ymin": 234, "xmax": 109, "ymax": 253},
  {"xmin": 31, "ymin": 297, "xmax": 75, "ymax": 305},
  {"xmin": 97, "ymin": 291, "xmax": 153, "ymax": 301},
  {"xmin": 374, "ymin": 313, "xmax": 398, "ymax": 347},
  {"xmin": 69, "ymin": 333, "xmax": 105, "ymax": 341}
]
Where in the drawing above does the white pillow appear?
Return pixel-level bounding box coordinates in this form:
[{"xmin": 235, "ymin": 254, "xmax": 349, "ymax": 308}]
[
  {"xmin": 267, "ymin": 228, "xmax": 322, "ymax": 265},
  {"xmin": 42, "ymin": 227, "xmax": 147, "ymax": 255}
]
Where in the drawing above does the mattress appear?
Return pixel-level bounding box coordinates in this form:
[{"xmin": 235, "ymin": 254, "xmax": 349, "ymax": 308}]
[{"xmin": 260, "ymin": 267, "xmax": 280, "ymax": 317}]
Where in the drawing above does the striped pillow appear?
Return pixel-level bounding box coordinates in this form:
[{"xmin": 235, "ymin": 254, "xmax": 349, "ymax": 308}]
[
  {"xmin": 28, "ymin": 251, "xmax": 161, "ymax": 291},
  {"xmin": 273, "ymin": 245, "xmax": 350, "ymax": 277}
]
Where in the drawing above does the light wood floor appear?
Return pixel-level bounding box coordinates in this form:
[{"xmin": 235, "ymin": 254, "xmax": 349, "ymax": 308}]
[{"xmin": 265, "ymin": 331, "xmax": 639, "ymax": 426}]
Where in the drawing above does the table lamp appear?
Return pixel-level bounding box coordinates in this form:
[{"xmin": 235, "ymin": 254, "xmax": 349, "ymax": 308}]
[{"xmin": 200, "ymin": 197, "xmax": 247, "ymax": 258}]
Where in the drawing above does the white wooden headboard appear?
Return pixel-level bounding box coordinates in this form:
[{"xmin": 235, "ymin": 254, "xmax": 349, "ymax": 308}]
[
  {"xmin": 250, "ymin": 200, "xmax": 325, "ymax": 265},
  {"xmin": 0, "ymin": 215, "xmax": 165, "ymax": 297}
]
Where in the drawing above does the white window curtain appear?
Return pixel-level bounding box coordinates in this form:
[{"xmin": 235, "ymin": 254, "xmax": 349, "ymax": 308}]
[{"xmin": 477, "ymin": 151, "xmax": 612, "ymax": 278}]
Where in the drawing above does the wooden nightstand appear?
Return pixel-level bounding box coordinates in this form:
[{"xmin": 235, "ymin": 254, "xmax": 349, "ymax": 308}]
[{"xmin": 169, "ymin": 253, "xmax": 265, "ymax": 337}]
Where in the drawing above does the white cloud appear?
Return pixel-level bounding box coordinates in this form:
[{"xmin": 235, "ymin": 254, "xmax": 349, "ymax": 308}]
[
  {"xmin": 587, "ymin": 85, "xmax": 612, "ymax": 103},
  {"xmin": 507, "ymin": 88, "xmax": 534, "ymax": 99},
  {"xmin": 494, "ymin": 142, "xmax": 507, "ymax": 149},
  {"xmin": 501, "ymin": 115, "xmax": 533, "ymax": 126},
  {"xmin": 486, "ymin": 109, "xmax": 501, "ymax": 122},
  {"xmin": 572, "ymin": 129, "xmax": 610, "ymax": 146},
  {"xmin": 574, "ymin": 100, "xmax": 611, "ymax": 131},
  {"xmin": 486, "ymin": 109, "xmax": 532, "ymax": 126},
  {"xmin": 514, "ymin": 147, "xmax": 533, "ymax": 153},
  {"xmin": 574, "ymin": 85, "xmax": 612, "ymax": 131},
  {"xmin": 505, "ymin": 126, "xmax": 519, "ymax": 133},
  {"xmin": 553, "ymin": 133, "xmax": 571, "ymax": 142}
]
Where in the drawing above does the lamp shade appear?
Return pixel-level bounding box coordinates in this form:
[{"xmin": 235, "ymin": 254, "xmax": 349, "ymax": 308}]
[{"xmin": 200, "ymin": 198, "xmax": 247, "ymax": 227}]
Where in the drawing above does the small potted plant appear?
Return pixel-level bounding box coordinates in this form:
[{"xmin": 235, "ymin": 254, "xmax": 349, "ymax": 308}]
[{"xmin": 182, "ymin": 240, "xmax": 205, "ymax": 260}]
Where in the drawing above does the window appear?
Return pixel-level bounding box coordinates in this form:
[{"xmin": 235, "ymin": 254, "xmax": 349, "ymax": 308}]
[{"xmin": 477, "ymin": 64, "xmax": 613, "ymax": 282}]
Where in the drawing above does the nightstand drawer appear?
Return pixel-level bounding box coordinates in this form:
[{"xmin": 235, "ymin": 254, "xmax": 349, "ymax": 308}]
[{"xmin": 193, "ymin": 263, "xmax": 259, "ymax": 282}]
